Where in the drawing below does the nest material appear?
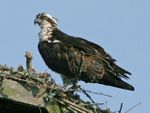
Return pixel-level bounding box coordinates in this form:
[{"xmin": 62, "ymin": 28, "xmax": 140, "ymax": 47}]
[{"xmin": 0, "ymin": 64, "xmax": 113, "ymax": 113}]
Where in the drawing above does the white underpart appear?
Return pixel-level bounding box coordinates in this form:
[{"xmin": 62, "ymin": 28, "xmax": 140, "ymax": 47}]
[
  {"xmin": 38, "ymin": 21, "xmax": 54, "ymax": 41},
  {"xmin": 38, "ymin": 19, "xmax": 61, "ymax": 43}
]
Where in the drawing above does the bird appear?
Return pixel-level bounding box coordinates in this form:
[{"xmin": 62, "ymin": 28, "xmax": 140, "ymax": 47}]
[{"xmin": 34, "ymin": 13, "xmax": 134, "ymax": 91}]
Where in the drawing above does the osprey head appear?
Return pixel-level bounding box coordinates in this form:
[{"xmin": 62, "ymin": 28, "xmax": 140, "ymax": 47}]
[{"xmin": 34, "ymin": 13, "xmax": 58, "ymax": 28}]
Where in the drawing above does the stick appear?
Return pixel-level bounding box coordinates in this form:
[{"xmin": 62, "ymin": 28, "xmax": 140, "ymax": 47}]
[
  {"xmin": 125, "ymin": 103, "xmax": 141, "ymax": 113},
  {"xmin": 56, "ymin": 98, "xmax": 90, "ymax": 113},
  {"xmin": 62, "ymin": 98, "xmax": 90, "ymax": 113},
  {"xmin": 118, "ymin": 103, "xmax": 123, "ymax": 113},
  {"xmin": 81, "ymin": 89, "xmax": 112, "ymax": 98},
  {"xmin": 25, "ymin": 51, "xmax": 33, "ymax": 71},
  {"xmin": 79, "ymin": 87, "xmax": 100, "ymax": 113}
]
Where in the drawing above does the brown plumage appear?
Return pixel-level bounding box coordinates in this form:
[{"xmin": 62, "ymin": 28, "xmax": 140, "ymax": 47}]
[{"xmin": 35, "ymin": 13, "xmax": 134, "ymax": 91}]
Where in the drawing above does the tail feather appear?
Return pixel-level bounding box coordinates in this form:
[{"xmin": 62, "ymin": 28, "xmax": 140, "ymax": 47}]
[
  {"xmin": 112, "ymin": 63, "xmax": 132, "ymax": 79},
  {"xmin": 101, "ymin": 73, "xmax": 134, "ymax": 91}
]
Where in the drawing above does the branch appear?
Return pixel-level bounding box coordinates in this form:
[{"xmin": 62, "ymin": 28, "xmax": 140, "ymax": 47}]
[
  {"xmin": 118, "ymin": 103, "xmax": 123, "ymax": 113},
  {"xmin": 125, "ymin": 103, "xmax": 141, "ymax": 113}
]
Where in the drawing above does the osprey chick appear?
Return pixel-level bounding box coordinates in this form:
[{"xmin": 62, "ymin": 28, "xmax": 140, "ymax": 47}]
[{"xmin": 34, "ymin": 13, "xmax": 134, "ymax": 91}]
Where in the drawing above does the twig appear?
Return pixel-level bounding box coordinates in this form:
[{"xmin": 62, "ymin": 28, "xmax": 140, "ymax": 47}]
[
  {"xmin": 86, "ymin": 102, "xmax": 104, "ymax": 106},
  {"xmin": 81, "ymin": 89, "xmax": 112, "ymax": 98},
  {"xmin": 56, "ymin": 99, "xmax": 78, "ymax": 113},
  {"xmin": 6, "ymin": 75, "xmax": 40, "ymax": 86},
  {"xmin": 56, "ymin": 98, "xmax": 90, "ymax": 113},
  {"xmin": 79, "ymin": 87, "xmax": 100, "ymax": 113},
  {"xmin": 62, "ymin": 98, "xmax": 91, "ymax": 113},
  {"xmin": 68, "ymin": 104, "xmax": 87, "ymax": 113},
  {"xmin": 118, "ymin": 103, "xmax": 123, "ymax": 113},
  {"xmin": 25, "ymin": 51, "xmax": 33, "ymax": 71},
  {"xmin": 66, "ymin": 106, "xmax": 79, "ymax": 113},
  {"xmin": 125, "ymin": 103, "xmax": 141, "ymax": 113}
]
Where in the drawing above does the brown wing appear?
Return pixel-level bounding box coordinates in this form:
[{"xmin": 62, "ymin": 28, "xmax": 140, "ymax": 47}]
[
  {"xmin": 64, "ymin": 36, "xmax": 131, "ymax": 77},
  {"xmin": 61, "ymin": 36, "xmax": 134, "ymax": 90},
  {"xmin": 66, "ymin": 47, "xmax": 134, "ymax": 91}
]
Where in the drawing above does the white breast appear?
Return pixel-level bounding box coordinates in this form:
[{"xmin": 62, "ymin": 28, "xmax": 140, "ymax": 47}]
[{"xmin": 39, "ymin": 25, "xmax": 53, "ymax": 41}]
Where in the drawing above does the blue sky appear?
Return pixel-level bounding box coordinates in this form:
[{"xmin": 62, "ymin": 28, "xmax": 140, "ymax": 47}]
[{"xmin": 0, "ymin": 1, "xmax": 150, "ymax": 113}]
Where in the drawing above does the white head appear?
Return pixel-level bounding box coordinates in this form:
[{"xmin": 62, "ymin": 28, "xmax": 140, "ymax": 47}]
[
  {"xmin": 34, "ymin": 13, "xmax": 58, "ymax": 42},
  {"xmin": 34, "ymin": 13, "xmax": 58, "ymax": 28}
]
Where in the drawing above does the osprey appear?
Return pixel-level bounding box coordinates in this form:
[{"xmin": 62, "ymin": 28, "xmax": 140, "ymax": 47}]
[{"xmin": 34, "ymin": 13, "xmax": 134, "ymax": 91}]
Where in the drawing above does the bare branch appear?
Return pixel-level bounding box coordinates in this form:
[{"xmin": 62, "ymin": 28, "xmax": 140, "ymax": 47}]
[
  {"xmin": 125, "ymin": 103, "xmax": 141, "ymax": 113},
  {"xmin": 118, "ymin": 103, "xmax": 123, "ymax": 113},
  {"xmin": 80, "ymin": 89, "xmax": 112, "ymax": 98}
]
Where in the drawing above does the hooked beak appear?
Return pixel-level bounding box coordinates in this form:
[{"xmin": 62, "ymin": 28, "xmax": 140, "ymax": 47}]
[{"xmin": 34, "ymin": 18, "xmax": 38, "ymax": 25}]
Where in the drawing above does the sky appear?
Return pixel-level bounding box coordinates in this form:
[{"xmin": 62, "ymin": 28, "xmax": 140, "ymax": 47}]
[{"xmin": 0, "ymin": 0, "xmax": 150, "ymax": 113}]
